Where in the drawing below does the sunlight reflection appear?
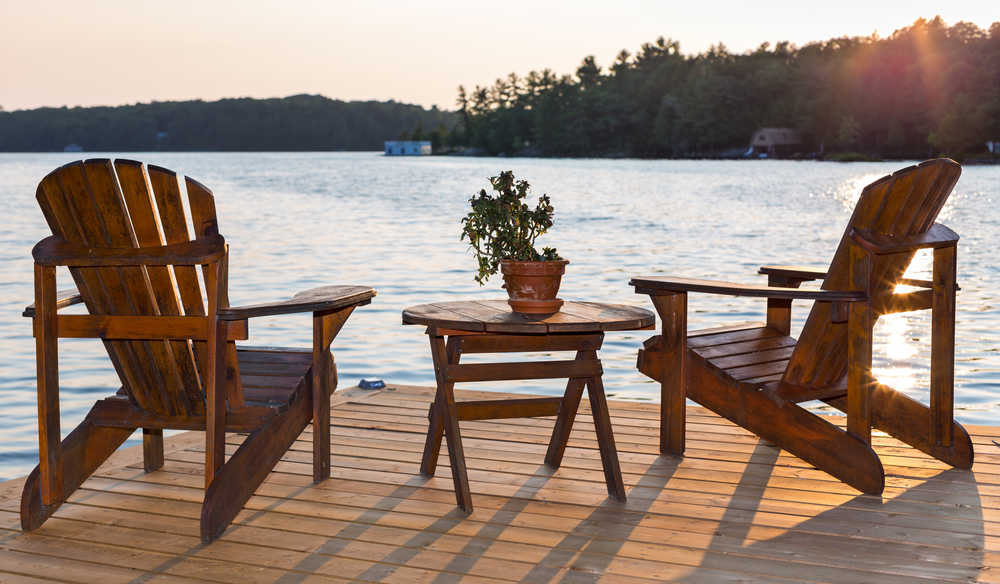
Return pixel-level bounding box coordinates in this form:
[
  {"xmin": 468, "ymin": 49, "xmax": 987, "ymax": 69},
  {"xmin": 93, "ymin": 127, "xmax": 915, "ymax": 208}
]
[
  {"xmin": 872, "ymin": 250, "xmax": 934, "ymax": 393},
  {"xmin": 831, "ymin": 174, "xmax": 884, "ymax": 212}
]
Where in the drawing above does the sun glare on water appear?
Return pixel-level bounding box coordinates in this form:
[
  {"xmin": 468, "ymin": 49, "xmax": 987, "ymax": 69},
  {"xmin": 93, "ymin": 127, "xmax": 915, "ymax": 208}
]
[{"xmin": 871, "ymin": 249, "xmax": 934, "ymax": 393}]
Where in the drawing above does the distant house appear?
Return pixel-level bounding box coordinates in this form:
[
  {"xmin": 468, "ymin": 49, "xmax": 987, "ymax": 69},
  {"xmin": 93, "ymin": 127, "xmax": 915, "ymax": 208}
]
[
  {"xmin": 987, "ymin": 140, "xmax": 999, "ymax": 154},
  {"xmin": 747, "ymin": 127, "xmax": 801, "ymax": 157},
  {"xmin": 384, "ymin": 141, "xmax": 432, "ymax": 156}
]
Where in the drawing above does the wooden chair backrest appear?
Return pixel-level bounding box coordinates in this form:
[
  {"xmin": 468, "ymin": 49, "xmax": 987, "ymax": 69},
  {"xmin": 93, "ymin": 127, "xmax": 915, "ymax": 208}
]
[
  {"xmin": 783, "ymin": 159, "xmax": 961, "ymax": 389},
  {"xmin": 36, "ymin": 159, "xmax": 239, "ymax": 416}
]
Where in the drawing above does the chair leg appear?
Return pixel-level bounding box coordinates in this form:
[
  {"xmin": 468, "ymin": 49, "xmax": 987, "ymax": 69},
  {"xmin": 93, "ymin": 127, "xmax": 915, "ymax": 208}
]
[
  {"xmin": 142, "ymin": 428, "xmax": 164, "ymax": 472},
  {"xmin": 201, "ymin": 381, "xmax": 314, "ymax": 542},
  {"xmin": 847, "ymin": 244, "xmax": 874, "ymax": 444},
  {"xmin": 651, "ymin": 293, "xmax": 687, "ymax": 456},
  {"xmin": 825, "ymin": 382, "xmax": 973, "ymax": 469},
  {"xmin": 311, "ymin": 306, "xmax": 356, "ymax": 482},
  {"xmin": 931, "ymin": 244, "xmax": 957, "ymax": 447},
  {"xmin": 21, "ymin": 415, "xmax": 133, "ymax": 530},
  {"xmin": 638, "ymin": 340, "xmax": 885, "ymax": 494}
]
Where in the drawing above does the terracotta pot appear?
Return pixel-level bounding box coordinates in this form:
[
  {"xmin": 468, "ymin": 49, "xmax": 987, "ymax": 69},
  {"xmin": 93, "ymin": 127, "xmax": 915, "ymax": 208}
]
[{"xmin": 500, "ymin": 259, "xmax": 569, "ymax": 314}]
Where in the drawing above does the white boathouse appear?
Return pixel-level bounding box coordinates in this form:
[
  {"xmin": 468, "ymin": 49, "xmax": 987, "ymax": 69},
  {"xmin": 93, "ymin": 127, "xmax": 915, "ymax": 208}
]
[{"xmin": 384, "ymin": 141, "xmax": 432, "ymax": 156}]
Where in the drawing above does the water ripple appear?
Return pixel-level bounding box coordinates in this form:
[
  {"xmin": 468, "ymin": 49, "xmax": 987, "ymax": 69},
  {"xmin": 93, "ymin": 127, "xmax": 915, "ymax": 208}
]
[{"xmin": 0, "ymin": 153, "xmax": 997, "ymax": 479}]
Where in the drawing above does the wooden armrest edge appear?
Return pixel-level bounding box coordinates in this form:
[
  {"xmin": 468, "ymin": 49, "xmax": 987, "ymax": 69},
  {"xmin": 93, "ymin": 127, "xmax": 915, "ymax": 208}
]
[
  {"xmin": 630, "ymin": 276, "xmax": 866, "ymax": 301},
  {"xmin": 23, "ymin": 288, "xmax": 83, "ymax": 318},
  {"xmin": 758, "ymin": 265, "xmax": 827, "ymax": 281},
  {"xmin": 219, "ymin": 285, "xmax": 375, "ymax": 320},
  {"xmin": 850, "ymin": 223, "xmax": 959, "ymax": 255}
]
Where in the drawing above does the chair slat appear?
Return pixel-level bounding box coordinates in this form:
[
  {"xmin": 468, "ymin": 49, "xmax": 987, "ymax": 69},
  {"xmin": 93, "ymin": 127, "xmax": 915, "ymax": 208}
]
[
  {"xmin": 148, "ymin": 165, "xmax": 209, "ymax": 412},
  {"xmin": 185, "ymin": 177, "xmax": 244, "ymax": 408},
  {"xmin": 785, "ymin": 160, "xmax": 961, "ymax": 391},
  {"xmin": 115, "ymin": 160, "xmax": 203, "ymax": 414},
  {"xmin": 80, "ymin": 160, "xmax": 182, "ymax": 416},
  {"xmin": 38, "ymin": 163, "xmax": 161, "ymax": 412}
]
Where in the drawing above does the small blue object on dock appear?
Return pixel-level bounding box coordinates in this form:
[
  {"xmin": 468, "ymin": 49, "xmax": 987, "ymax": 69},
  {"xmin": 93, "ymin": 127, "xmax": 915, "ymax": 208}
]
[{"xmin": 359, "ymin": 379, "xmax": 386, "ymax": 390}]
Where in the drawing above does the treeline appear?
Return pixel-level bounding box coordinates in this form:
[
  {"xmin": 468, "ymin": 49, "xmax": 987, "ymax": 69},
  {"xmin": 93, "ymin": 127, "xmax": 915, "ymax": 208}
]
[
  {"xmin": 449, "ymin": 17, "xmax": 1000, "ymax": 158},
  {"xmin": 0, "ymin": 94, "xmax": 455, "ymax": 152}
]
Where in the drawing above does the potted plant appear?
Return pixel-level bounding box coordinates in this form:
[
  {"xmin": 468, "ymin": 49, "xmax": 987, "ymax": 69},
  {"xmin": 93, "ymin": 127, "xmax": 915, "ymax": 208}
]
[{"xmin": 461, "ymin": 170, "xmax": 568, "ymax": 314}]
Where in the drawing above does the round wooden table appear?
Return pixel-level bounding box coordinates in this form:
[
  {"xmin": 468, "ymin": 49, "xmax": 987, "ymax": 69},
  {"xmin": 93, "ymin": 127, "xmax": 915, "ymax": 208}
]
[{"xmin": 402, "ymin": 300, "xmax": 654, "ymax": 512}]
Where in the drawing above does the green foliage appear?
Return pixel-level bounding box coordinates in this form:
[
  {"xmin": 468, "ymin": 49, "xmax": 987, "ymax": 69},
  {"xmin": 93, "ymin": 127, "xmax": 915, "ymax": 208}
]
[
  {"xmin": 0, "ymin": 94, "xmax": 455, "ymax": 151},
  {"xmin": 450, "ymin": 17, "xmax": 1000, "ymax": 158},
  {"xmin": 929, "ymin": 93, "xmax": 989, "ymax": 156},
  {"xmin": 835, "ymin": 115, "xmax": 862, "ymax": 150},
  {"xmin": 825, "ymin": 152, "xmax": 878, "ymax": 162},
  {"xmin": 460, "ymin": 171, "xmax": 560, "ymax": 285}
]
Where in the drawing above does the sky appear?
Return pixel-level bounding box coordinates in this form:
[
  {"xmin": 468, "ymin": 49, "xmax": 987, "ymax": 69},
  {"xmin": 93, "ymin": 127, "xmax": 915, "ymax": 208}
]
[{"xmin": 1, "ymin": 0, "xmax": 996, "ymax": 112}]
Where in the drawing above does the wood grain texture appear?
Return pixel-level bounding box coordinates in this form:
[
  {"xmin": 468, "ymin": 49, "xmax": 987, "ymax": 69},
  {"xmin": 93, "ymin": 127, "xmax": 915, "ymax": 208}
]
[
  {"xmin": 846, "ymin": 242, "xmax": 874, "ymax": 445},
  {"xmin": 31, "ymin": 234, "xmax": 226, "ymax": 266},
  {"xmin": 631, "ymin": 276, "xmax": 866, "ymax": 301},
  {"xmin": 219, "ymin": 286, "xmax": 375, "ymax": 320},
  {"xmin": 33, "ymin": 264, "xmax": 60, "ymax": 506},
  {"xmin": 7, "ymin": 385, "xmax": 995, "ymax": 584},
  {"xmin": 544, "ymin": 373, "xmax": 588, "ymax": 468},
  {"xmin": 638, "ymin": 330, "xmax": 885, "ymax": 494},
  {"xmin": 633, "ymin": 159, "xmax": 968, "ymax": 498},
  {"xmin": 931, "ymin": 244, "xmax": 957, "ymax": 447},
  {"xmin": 428, "ymin": 334, "xmax": 473, "ymax": 512},
  {"xmin": 445, "ymin": 359, "xmax": 601, "ymax": 383},
  {"xmin": 412, "ymin": 312, "xmax": 628, "ymax": 511},
  {"xmin": 851, "ymin": 222, "xmax": 959, "ymax": 254},
  {"xmin": 311, "ymin": 306, "xmax": 355, "ymax": 482},
  {"xmin": 141, "ymin": 429, "xmax": 163, "ymax": 472},
  {"xmin": 402, "ymin": 300, "xmax": 653, "ymax": 333},
  {"xmin": 22, "ymin": 159, "xmax": 373, "ymax": 543},
  {"xmin": 787, "ymin": 158, "xmax": 961, "ymax": 389},
  {"xmin": 456, "ymin": 397, "xmax": 564, "ymax": 421},
  {"xmin": 651, "ymin": 293, "xmax": 686, "ymax": 456},
  {"xmin": 21, "ymin": 288, "xmax": 82, "ymax": 318},
  {"xmin": 757, "ymin": 265, "xmax": 827, "ymax": 281}
]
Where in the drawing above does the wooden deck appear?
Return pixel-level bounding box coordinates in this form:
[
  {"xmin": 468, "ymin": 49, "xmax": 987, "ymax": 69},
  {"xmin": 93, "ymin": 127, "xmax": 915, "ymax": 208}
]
[{"xmin": 1, "ymin": 384, "xmax": 998, "ymax": 583}]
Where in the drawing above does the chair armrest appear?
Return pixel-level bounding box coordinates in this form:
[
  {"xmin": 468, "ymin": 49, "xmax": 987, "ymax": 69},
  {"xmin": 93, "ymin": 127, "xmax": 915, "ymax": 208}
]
[
  {"xmin": 218, "ymin": 285, "xmax": 376, "ymax": 320},
  {"xmin": 850, "ymin": 223, "xmax": 958, "ymax": 255},
  {"xmin": 756, "ymin": 268, "xmax": 957, "ymax": 292},
  {"xmin": 630, "ymin": 276, "xmax": 866, "ymax": 301},
  {"xmin": 32, "ymin": 234, "xmax": 226, "ymax": 266},
  {"xmin": 23, "ymin": 288, "xmax": 83, "ymax": 317},
  {"xmin": 758, "ymin": 265, "xmax": 827, "ymax": 282}
]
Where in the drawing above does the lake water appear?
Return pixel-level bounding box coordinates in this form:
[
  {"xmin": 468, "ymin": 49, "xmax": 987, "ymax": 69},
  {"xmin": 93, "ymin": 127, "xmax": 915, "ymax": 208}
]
[{"xmin": 0, "ymin": 152, "xmax": 997, "ymax": 480}]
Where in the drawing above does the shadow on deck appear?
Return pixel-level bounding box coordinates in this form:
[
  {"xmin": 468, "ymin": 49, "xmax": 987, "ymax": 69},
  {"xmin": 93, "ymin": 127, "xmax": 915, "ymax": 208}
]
[{"xmin": 0, "ymin": 384, "xmax": 993, "ymax": 583}]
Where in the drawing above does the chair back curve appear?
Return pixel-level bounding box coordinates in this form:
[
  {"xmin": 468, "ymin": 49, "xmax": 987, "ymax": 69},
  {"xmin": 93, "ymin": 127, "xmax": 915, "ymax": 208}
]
[
  {"xmin": 35, "ymin": 158, "xmax": 237, "ymax": 416},
  {"xmin": 783, "ymin": 158, "xmax": 961, "ymax": 388}
]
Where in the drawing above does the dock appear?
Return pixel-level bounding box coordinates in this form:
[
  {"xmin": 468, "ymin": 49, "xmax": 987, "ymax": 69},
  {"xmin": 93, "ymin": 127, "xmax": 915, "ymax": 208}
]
[{"xmin": 1, "ymin": 384, "xmax": 997, "ymax": 583}]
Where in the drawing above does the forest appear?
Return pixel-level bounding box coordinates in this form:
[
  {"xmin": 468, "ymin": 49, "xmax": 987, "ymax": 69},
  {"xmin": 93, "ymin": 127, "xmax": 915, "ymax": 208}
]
[
  {"xmin": 0, "ymin": 94, "xmax": 454, "ymax": 152},
  {"xmin": 447, "ymin": 17, "xmax": 1000, "ymax": 159},
  {"xmin": 2, "ymin": 17, "xmax": 997, "ymax": 158}
]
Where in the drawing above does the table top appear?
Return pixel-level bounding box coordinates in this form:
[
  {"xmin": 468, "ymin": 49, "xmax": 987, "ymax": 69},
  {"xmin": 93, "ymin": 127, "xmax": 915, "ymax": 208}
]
[{"xmin": 402, "ymin": 299, "xmax": 655, "ymax": 334}]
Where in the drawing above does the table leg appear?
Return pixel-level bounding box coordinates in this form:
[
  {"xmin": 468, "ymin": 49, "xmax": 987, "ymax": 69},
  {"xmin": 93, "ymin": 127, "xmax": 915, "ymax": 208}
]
[
  {"xmin": 420, "ymin": 337, "xmax": 461, "ymax": 477},
  {"xmin": 421, "ymin": 396, "xmax": 444, "ymax": 476},
  {"xmin": 544, "ymin": 350, "xmax": 591, "ymax": 469},
  {"xmin": 425, "ymin": 334, "xmax": 473, "ymax": 512},
  {"xmin": 587, "ymin": 373, "xmax": 627, "ymax": 501}
]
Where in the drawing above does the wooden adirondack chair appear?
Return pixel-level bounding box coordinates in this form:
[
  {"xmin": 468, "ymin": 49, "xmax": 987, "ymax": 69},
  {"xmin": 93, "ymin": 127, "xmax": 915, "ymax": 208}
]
[
  {"xmin": 21, "ymin": 159, "xmax": 375, "ymax": 541},
  {"xmin": 631, "ymin": 159, "xmax": 971, "ymax": 494}
]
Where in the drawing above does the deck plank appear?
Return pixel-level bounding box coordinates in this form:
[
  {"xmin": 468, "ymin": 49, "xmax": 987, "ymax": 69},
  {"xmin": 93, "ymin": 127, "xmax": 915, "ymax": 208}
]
[{"xmin": 0, "ymin": 384, "xmax": 995, "ymax": 583}]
